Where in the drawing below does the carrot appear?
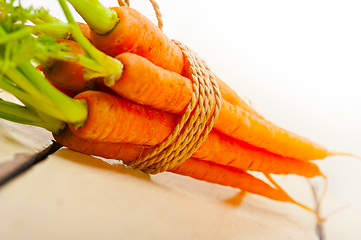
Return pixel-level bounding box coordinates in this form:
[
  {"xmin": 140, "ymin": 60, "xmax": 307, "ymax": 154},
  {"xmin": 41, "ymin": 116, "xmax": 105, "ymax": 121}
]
[
  {"xmin": 196, "ymin": 132, "xmax": 323, "ymax": 178},
  {"xmin": 68, "ymin": 91, "xmax": 322, "ymax": 178},
  {"xmin": 104, "ymin": 52, "xmax": 330, "ymax": 161},
  {"xmin": 53, "ymin": 127, "xmax": 152, "ymax": 162},
  {"xmin": 217, "ymin": 100, "xmax": 330, "ymax": 161},
  {"xmin": 30, "ymin": 9, "xmax": 105, "ymax": 93},
  {"xmin": 41, "ymin": 39, "xmax": 99, "ymax": 91},
  {"xmin": 111, "ymin": 53, "xmax": 194, "ymax": 114},
  {"xmin": 36, "ymin": 64, "xmax": 75, "ymax": 97},
  {"xmin": 37, "ymin": 20, "xmax": 123, "ymax": 93},
  {"xmin": 89, "ymin": 6, "xmax": 184, "ymax": 73},
  {"xmin": 54, "ymin": 127, "xmax": 298, "ymax": 203},
  {"xmin": 69, "ymin": 91, "xmax": 179, "ymax": 145},
  {"xmin": 51, "ymin": 83, "xmax": 76, "ymax": 98},
  {"xmin": 170, "ymin": 159, "xmax": 299, "ymax": 203},
  {"xmin": 66, "ymin": 1, "xmax": 262, "ymax": 115}
]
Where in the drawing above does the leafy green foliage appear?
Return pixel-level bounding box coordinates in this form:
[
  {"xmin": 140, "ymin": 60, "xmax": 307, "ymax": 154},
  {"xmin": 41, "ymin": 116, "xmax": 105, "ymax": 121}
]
[{"xmin": 0, "ymin": 0, "xmax": 87, "ymax": 133}]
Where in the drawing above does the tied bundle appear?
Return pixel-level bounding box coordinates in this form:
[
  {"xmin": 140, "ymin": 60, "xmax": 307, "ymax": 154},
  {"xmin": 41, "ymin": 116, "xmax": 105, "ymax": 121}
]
[{"xmin": 0, "ymin": 0, "xmax": 359, "ymax": 219}]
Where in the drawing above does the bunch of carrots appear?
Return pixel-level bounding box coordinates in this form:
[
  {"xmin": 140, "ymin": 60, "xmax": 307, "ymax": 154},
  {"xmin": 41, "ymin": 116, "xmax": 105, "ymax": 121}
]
[{"xmin": 0, "ymin": 0, "xmax": 357, "ymax": 217}]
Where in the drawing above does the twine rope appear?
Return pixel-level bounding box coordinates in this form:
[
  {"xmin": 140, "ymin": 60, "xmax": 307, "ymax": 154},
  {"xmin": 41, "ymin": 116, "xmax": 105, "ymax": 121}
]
[
  {"xmin": 126, "ymin": 40, "xmax": 221, "ymax": 174},
  {"xmin": 118, "ymin": 0, "xmax": 221, "ymax": 174},
  {"xmin": 118, "ymin": 0, "xmax": 163, "ymax": 30}
]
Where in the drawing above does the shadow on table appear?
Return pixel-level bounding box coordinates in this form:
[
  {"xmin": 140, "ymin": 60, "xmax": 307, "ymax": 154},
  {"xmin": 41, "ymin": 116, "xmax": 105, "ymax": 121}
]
[
  {"xmin": 54, "ymin": 147, "xmax": 318, "ymax": 237},
  {"xmin": 54, "ymin": 148, "xmax": 151, "ymax": 181}
]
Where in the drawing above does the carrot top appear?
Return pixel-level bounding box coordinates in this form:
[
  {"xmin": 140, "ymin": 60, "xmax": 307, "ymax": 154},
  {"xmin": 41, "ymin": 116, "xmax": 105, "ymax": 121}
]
[
  {"xmin": 0, "ymin": 0, "xmax": 137, "ymax": 134},
  {"xmin": 0, "ymin": 0, "xmax": 88, "ymax": 133},
  {"xmin": 65, "ymin": 0, "xmax": 119, "ymax": 35},
  {"xmin": 29, "ymin": 7, "xmax": 71, "ymax": 40},
  {"xmin": 50, "ymin": 0, "xmax": 124, "ymax": 86}
]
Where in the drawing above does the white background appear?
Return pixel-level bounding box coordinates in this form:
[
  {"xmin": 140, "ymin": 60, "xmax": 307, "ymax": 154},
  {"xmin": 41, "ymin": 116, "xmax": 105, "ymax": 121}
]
[{"xmin": 22, "ymin": 0, "xmax": 361, "ymax": 232}]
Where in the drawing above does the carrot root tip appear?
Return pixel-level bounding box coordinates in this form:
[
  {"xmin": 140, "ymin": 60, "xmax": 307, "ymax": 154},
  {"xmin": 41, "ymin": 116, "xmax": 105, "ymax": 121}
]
[{"xmin": 328, "ymin": 151, "xmax": 361, "ymax": 160}]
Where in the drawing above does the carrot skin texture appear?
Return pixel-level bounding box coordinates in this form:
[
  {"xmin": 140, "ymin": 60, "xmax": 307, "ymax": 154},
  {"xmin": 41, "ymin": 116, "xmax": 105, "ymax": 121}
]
[
  {"xmin": 113, "ymin": 53, "xmax": 193, "ymax": 114},
  {"xmin": 216, "ymin": 101, "xmax": 329, "ymax": 161},
  {"xmin": 70, "ymin": 91, "xmax": 179, "ymax": 145},
  {"xmin": 168, "ymin": 158, "xmax": 294, "ymax": 203},
  {"xmin": 54, "ymin": 127, "xmax": 153, "ymax": 162},
  {"xmin": 49, "ymin": 82, "xmax": 76, "ymax": 98},
  {"xmin": 90, "ymin": 7, "xmax": 184, "ymax": 74},
  {"xmin": 54, "ymin": 128, "xmax": 295, "ymax": 203},
  {"xmin": 196, "ymin": 131, "xmax": 323, "ymax": 178},
  {"xmin": 36, "ymin": 64, "xmax": 76, "ymax": 97},
  {"xmin": 67, "ymin": 91, "xmax": 322, "ymax": 178},
  {"xmin": 110, "ymin": 53, "xmax": 328, "ymax": 161},
  {"xmin": 42, "ymin": 39, "xmax": 97, "ymax": 91}
]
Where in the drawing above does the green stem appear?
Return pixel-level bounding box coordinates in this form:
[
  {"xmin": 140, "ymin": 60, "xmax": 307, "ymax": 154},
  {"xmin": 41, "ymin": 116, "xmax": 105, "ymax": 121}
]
[
  {"xmin": 0, "ymin": 99, "xmax": 65, "ymax": 133},
  {"xmin": 19, "ymin": 61, "xmax": 88, "ymax": 128},
  {"xmin": 45, "ymin": 50, "xmax": 107, "ymax": 75},
  {"xmin": 65, "ymin": 0, "xmax": 119, "ymax": 34},
  {"xmin": 4, "ymin": 67, "xmax": 46, "ymax": 103},
  {"xmin": 0, "ymin": 75, "xmax": 68, "ymax": 121},
  {"xmin": 58, "ymin": 0, "xmax": 123, "ymax": 86},
  {"xmin": 0, "ymin": 60, "xmax": 87, "ymax": 131},
  {"xmin": 33, "ymin": 7, "xmax": 71, "ymax": 39},
  {"xmin": 0, "ymin": 24, "xmax": 70, "ymax": 45},
  {"xmin": 36, "ymin": 7, "xmax": 62, "ymax": 24},
  {"xmin": 0, "ymin": 99, "xmax": 46, "ymax": 123},
  {"xmin": 0, "ymin": 0, "xmax": 89, "ymax": 133}
]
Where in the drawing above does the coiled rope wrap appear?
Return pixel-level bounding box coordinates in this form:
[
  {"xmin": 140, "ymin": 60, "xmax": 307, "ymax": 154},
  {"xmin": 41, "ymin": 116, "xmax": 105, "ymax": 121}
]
[
  {"xmin": 118, "ymin": 0, "xmax": 221, "ymax": 174},
  {"xmin": 126, "ymin": 40, "xmax": 222, "ymax": 174}
]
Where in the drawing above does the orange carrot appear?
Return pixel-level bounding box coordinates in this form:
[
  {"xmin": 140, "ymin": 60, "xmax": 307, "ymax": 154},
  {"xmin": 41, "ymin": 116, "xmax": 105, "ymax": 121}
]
[
  {"xmin": 68, "ymin": 91, "xmax": 322, "ymax": 178},
  {"xmin": 169, "ymin": 158, "xmax": 295, "ymax": 203},
  {"xmin": 48, "ymin": 82, "xmax": 76, "ymax": 98},
  {"xmin": 112, "ymin": 53, "xmax": 193, "ymax": 114},
  {"xmin": 36, "ymin": 64, "xmax": 76, "ymax": 97},
  {"xmin": 54, "ymin": 127, "xmax": 152, "ymax": 162},
  {"xmin": 89, "ymin": 6, "xmax": 260, "ymax": 114},
  {"xmin": 107, "ymin": 53, "xmax": 332, "ymax": 161},
  {"xmin": 54, "ymin": 127, "xmax": 300, "ymax": 203},
  {"xmin": 70, "ymin": 90, "xmax": 179, "ymax": 145},
  {"xmin": 196, "ymin": 132, "xmax": 323, "ymax": 178},
  {"xmin": 217, "ymin": 101, "xmax": 331, "ymax": 161},
  {"xmin": 42, "ymin": 39, "xmax": 99, "ymax": 91},
  {"xmin": 90, "ymin": 7, "xmax": 184, "ymax": 73}
]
